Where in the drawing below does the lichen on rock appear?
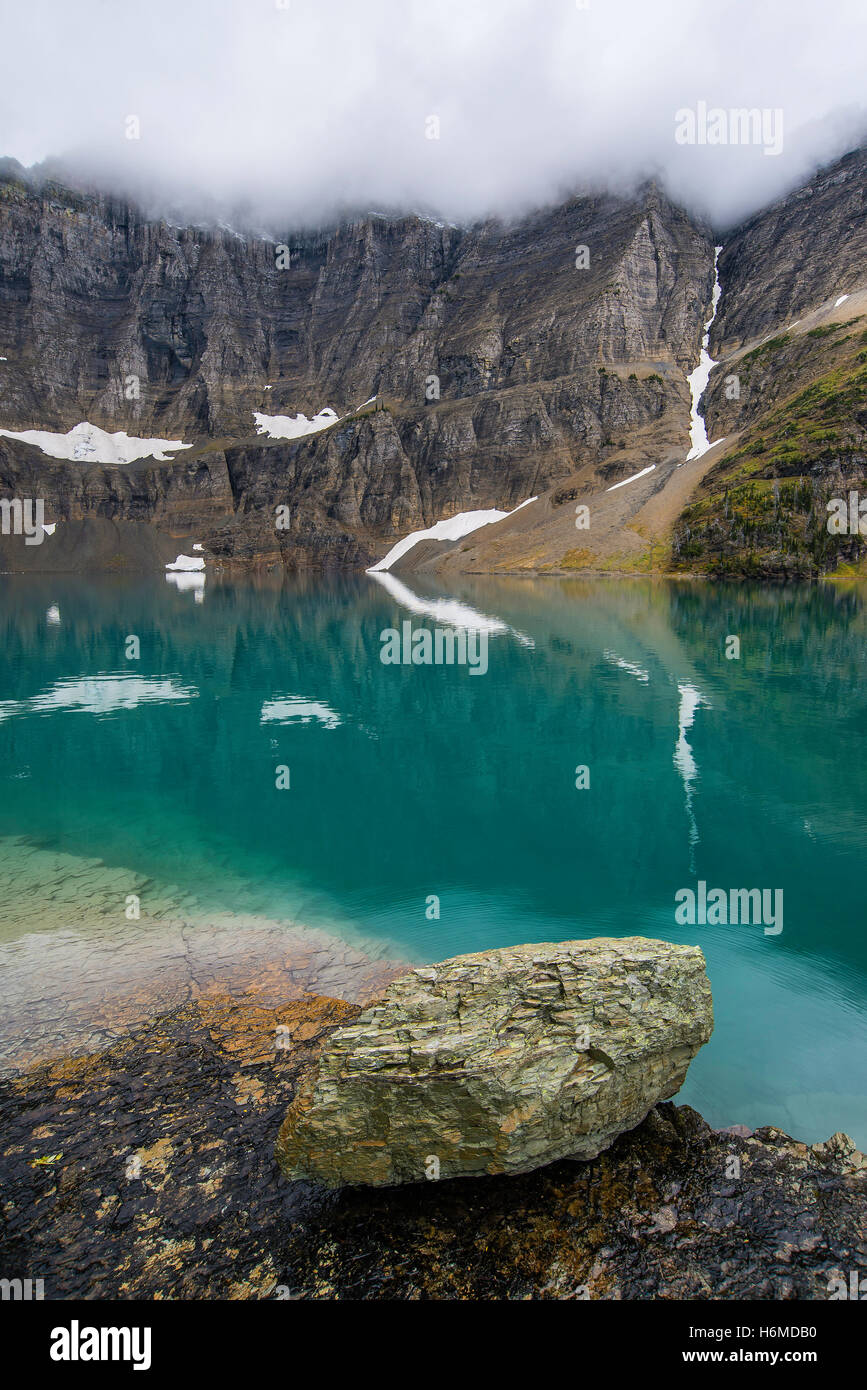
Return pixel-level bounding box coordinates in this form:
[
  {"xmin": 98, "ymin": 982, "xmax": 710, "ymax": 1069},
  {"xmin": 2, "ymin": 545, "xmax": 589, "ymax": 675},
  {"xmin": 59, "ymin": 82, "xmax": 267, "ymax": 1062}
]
[{"xmin": 276, "ymin": 936, "xmax": 714, "ymax": 1187}]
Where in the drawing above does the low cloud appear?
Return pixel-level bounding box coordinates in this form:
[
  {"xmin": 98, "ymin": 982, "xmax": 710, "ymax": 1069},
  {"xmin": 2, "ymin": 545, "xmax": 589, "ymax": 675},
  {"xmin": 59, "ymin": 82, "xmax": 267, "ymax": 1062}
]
[{"xmin": 2, "ymin": 0, "xmax": 866, "ymax": 231}]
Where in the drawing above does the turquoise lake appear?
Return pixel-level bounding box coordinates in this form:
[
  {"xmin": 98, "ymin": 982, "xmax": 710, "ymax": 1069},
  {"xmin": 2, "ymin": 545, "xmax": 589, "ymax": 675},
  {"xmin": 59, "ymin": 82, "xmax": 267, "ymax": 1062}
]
[{"xmin": 1, "ymin": 569, "xmax": 865, "ymax": 1145}]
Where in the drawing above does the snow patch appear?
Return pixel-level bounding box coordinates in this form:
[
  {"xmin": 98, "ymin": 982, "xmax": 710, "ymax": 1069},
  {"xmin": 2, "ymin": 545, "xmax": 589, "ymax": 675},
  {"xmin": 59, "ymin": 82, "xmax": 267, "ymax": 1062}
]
[
  {"xmin": 835, "ymin": 294, "xmax": 850, "ymax": 308},
  {"xmin": 165, "ymin": 552, "xmax": 205, "ymax": 599},
  {"xmin": 253, "ymin": 407, "xmax": 339, "ymax": 440},
  {"xmin": 607, "ymin": 465, "xmax": 656, "ymax": 492},
  {"xmin": 254, "ymin": 395, "xmax": 381, "ymax": 444},
  {"xmin": 0, "ymin": 422, "xmax": 190, "ymax": 465},
  {"xmin": 368, "ymin": 498, "xmax": 537, "ymax": 573},
  {"xmin": 685, "ymin": 246, "xmax": 723, "ymax": 461},
  {"xmin": 166, "ymin": 555, "xmax": 205, "ymax": 572}
]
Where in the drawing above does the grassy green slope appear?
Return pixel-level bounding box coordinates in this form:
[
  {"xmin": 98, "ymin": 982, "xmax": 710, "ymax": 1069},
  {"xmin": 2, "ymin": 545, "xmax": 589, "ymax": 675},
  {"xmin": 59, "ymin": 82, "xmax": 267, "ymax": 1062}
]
[{"xmin": 671, "ymin": 320, "xmax": 867, "ymax": 577}]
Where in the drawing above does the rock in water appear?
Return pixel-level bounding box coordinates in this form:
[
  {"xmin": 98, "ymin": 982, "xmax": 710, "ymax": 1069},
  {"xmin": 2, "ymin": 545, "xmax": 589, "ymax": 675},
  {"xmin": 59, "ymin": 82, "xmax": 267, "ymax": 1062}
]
[{"xmin": 276, "ymin": 937, "xmax": 713, "ymax": 1187}]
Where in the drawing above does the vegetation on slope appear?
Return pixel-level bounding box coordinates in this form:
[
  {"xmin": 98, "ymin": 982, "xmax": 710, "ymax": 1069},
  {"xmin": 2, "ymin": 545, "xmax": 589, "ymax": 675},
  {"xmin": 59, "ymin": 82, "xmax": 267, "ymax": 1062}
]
[{"xmin": 672, "ymin": 322, "xmax": 867, "ymax": 578}]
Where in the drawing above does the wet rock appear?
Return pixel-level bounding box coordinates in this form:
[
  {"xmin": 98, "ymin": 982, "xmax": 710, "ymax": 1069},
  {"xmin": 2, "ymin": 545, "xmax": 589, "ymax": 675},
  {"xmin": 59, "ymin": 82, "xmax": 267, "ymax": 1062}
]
[
  {"xmin": 0, "ymin": 992, "xmax": 364, "ymax": 1300},
  {"xmin": 0, "ymin": 987, "xmax": 863, "ymax": 1300},
  {"xmin": 277, "ymin": 1103, "xmax": 867, "ymax": 1301},
  {"xmin": 276, "ymin": 937, "xmax": 713, "ymax": 1186}
]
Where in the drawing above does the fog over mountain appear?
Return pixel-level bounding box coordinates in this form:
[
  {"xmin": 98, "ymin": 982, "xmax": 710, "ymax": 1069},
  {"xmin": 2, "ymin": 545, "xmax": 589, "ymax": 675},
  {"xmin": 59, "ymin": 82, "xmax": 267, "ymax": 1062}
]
[{"xmin": 2, "ymin": 0, "xmax": 866, "ymax": 231}]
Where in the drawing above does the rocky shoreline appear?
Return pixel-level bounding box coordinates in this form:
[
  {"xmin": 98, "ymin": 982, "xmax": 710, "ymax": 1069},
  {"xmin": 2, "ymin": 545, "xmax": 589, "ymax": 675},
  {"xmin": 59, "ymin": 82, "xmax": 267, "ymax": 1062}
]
[{"xmin": 1, "ymin": 986, "xmax": 864, "ymax": 1300}]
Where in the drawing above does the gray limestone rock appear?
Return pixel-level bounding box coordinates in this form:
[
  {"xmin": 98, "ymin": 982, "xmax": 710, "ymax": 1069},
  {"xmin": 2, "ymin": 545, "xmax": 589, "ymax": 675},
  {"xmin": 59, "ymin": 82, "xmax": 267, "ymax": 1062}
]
[{"xmin": 276, "ymin": 936, "xmax": 713, "ymax": 1186}]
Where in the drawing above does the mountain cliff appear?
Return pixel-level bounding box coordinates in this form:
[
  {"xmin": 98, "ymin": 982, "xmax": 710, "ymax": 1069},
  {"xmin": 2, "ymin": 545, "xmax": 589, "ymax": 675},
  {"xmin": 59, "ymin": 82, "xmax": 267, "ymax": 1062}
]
[
  {"xmin": 668, "ymin": 146, "xmax": 867, "ymax": 578},
  {"xmin": 0, "ymin": 147, "xmax": 865, "ymax": 577}
]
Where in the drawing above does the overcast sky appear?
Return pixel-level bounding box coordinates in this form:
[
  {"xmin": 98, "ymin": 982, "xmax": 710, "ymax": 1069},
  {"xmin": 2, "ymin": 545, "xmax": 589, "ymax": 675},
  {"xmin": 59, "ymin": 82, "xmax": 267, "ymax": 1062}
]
[{"xmin": 2, "ymin": 0, "xmax": 866, "ymax": 231}]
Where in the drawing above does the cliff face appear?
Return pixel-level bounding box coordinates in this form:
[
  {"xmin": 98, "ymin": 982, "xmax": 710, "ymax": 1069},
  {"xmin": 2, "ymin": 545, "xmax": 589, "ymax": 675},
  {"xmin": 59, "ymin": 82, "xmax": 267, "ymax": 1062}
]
[
  {"xmin": 0, "ymin": 172, "xmax": 710, "ymax": 434},
  {"xmin": 0, "ymin": 164, "xmax": 713, "ymax": 568},
  {"xmin": 710, "ymin": 146, "xmax": 867, "ymax": 356},
  {"xmin": 667, "ymin": 146, "xmax": 867, "ymax": 579},
  {"xmin": 1, "ymin": 146, "xmax": 865, "ymax": 575}
]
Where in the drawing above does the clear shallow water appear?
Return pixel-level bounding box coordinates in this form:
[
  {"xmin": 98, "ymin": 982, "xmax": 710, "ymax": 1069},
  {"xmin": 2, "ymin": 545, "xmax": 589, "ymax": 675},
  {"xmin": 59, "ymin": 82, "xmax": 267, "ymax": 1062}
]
[{"xmin": 1, "ymin": 571, "xmax": 866, "ymax": 1145}]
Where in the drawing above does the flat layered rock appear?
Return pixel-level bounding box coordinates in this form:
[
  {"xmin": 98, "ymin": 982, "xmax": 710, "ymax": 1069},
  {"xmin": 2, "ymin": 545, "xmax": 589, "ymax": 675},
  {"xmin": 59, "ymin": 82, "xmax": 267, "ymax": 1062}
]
[
  {"xmin": 3, "ymin": 982, "xmax": 862, "ymax": 1299},
  {"xmin": 276, "ymin": 936, "xmax": 713, "ymax": 1186}
]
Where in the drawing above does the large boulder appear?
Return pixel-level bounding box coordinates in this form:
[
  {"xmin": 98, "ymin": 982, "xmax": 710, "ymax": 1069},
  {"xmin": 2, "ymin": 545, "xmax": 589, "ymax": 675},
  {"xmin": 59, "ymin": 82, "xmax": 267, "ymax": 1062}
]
[{"xmin": 276, "ymin": 937, "xmax": 713, "ymax": 1187}]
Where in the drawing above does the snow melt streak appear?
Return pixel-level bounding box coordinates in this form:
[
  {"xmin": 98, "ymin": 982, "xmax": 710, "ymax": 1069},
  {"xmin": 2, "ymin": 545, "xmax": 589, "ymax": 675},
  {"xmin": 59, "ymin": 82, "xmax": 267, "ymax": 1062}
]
[{"xmin": 685, "ymin": 247, "xmax": 723, "ymax": 461}]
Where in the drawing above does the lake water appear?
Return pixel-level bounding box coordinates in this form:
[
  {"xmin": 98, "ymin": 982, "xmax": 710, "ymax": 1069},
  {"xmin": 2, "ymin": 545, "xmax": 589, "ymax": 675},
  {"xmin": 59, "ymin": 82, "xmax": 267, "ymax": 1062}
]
[{"xmin": 1, "ymin": 569, "xmax": 865, "ymax": 1146}]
